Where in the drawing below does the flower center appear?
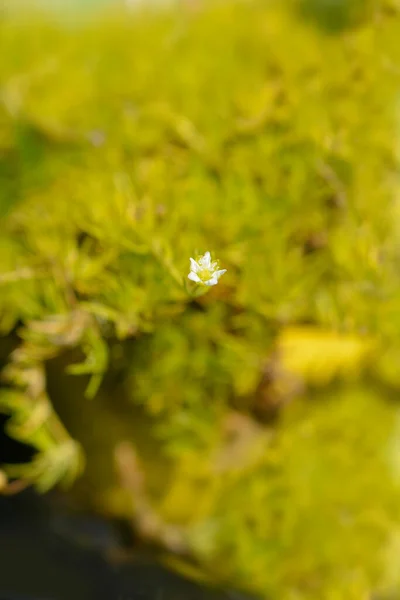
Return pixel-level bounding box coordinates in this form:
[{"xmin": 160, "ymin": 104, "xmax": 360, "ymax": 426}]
[{"xmin": 199, "ymin": 269, "xmax": 213, "ymax": 282}]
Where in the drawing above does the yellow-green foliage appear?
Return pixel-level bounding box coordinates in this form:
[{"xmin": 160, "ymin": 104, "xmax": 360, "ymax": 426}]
[{"xmin": 2, "ymin": 1, "xmax": 400, "ymax": 598}]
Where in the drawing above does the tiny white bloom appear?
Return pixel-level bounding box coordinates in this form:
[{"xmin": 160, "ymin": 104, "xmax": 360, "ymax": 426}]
[{"xmin": 188, "ymin": 251, "xmax": 226, "ymax": 287}]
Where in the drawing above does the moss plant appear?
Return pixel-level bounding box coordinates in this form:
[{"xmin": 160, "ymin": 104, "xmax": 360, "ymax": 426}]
[{"xmin": 2, "ymin": 1, "xmax": 400, "ymax": 597}]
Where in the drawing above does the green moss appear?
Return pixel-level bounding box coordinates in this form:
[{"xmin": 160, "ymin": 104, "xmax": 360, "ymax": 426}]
[{"xmin": 1, "ymin": 1, "xmax": 400, "ymax": 597}]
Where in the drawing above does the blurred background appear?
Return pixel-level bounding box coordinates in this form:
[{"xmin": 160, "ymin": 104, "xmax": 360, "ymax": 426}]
[{"xmin": 2, "ymin": 0, "xmax": 400, "ymax": 599}]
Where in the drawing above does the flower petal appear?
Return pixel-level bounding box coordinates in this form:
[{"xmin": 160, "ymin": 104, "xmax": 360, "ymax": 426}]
[
  {"xmin": 188, "ymin": 271, "xmax": 201, "ymax": 283},
  {"xmin": 189, "ymin": 258, "xmax": 200, "ymax": 273},
  {"xmin": 214, "ymin": 269, "xmax": 227, "ymax": 279},
  {"xmin": 202, "ymin": 251, "xmax": 211, "ymax": 269},
  {"xmin": 205, "ymin": 277, "xmax": 218, "ymax": 286}
]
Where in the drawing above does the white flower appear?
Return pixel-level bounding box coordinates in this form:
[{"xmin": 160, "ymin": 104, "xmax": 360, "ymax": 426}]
[{"xmin": 188, "ymin": 251, "xmax": 226, "ymax": 287}]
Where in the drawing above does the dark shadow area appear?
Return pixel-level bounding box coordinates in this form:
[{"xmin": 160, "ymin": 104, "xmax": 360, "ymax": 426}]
[
  {"xmin": 0, "ymin": 487, "xmax": 249, "ymax": 600},
  {"xmin": 293, "ymin": 0, "xmax": 373, "ymax": 33},
  {"xmin": 0, "ymin": 414, "xmax": 35, "ymax": 465},
  {"xmin": 0, "ymin": 461, "xmax": 250, "ymax": 600},
  {"xmin": 0, "ymin": 489, "xmax": 116, "ymax": 600}
]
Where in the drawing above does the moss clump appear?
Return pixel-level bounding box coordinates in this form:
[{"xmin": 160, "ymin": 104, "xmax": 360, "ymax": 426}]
[{"xmin": 2, "ymin": 1, "xmax": 400, "ymax": 597}]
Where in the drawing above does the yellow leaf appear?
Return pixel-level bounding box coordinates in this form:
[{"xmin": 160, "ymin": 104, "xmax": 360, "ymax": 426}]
[{"xmin": 277, "ymin": 327, "xmax": 374, "ymax": 386}]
